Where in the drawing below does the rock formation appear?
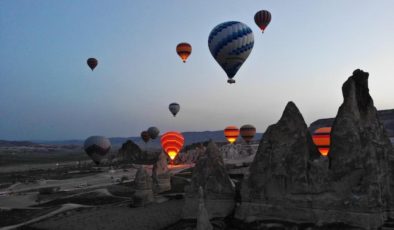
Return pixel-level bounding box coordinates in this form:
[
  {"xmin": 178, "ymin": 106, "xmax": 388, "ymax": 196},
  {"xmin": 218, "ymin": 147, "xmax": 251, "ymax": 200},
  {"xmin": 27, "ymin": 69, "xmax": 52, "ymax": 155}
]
[
  {"xmin": 132, "ymin": 167, "xmax": 154, "ymax": 207},
  {"xmin": 196, "ymin": 186, "xmax": 213, "ymax": 230},
  {"xmin": 182, "ymin": 141, "xmax": 235, "ymax": 219},
  {"xmin": 329, "ymin": 69, "xmax": 394, "ymax": 212},
  {"xmin": 236, "ymin": 70, "xmax": 394, "ymax": 229},
  {"xmin": 118, "ymin": 140, "xmax": 160, "ymax": 164},
  {"xmin": 152, "ymin": 151, "xmax": 171, "ymax": 193}
]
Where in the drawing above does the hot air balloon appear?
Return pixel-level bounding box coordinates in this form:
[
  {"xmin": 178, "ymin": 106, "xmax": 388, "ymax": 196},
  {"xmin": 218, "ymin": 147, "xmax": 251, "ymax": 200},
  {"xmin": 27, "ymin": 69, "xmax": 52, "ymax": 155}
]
[
  {"xmin": 224, "ymin": 126, "xmax": 240, "ymax": 144},
  {"xmin": 208, "ymin": 21, "xmax": 254, "ymax": 84},
  {"xmin": 176, "ymin": 43, "xmax": 192, "ymax": 63},
  {"xmin": 312, "ymin": 127, "xmax": 331, "ymax": 156},
  {"xmin": 84, "ymin": 136, "xmax": 111, "ymax": 165},
  {"xmin": 169, "ymin": 103, "xmax": 180, "ymax": 117},
  {"xmin": 87, "ymin": 58, "xmax": 98, "ymax": 71},
  {"xmin": 161, "ymin": 131, "xmax": 184, "ymax": 161},
  {"xmin": 254, "ymin": 10, "xmax": 272, "ymax": 33},
  {"xmin": 141, "ymin": 131, "xmax": 150, "ymax": 143},
  {"xmin": 147, "ymin": 127, "xmax": 160, "ymax": 139},
  {"xmin": 240, "ymin": 124, "xmax": 256, "ymax": 143}
]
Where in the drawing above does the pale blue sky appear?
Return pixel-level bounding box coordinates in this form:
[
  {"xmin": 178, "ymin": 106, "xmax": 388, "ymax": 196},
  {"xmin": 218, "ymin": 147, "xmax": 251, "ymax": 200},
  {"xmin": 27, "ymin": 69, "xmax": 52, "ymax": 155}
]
[{"xmin": 1, "ymin": 0, "xmax": 394, "ymax": 140}]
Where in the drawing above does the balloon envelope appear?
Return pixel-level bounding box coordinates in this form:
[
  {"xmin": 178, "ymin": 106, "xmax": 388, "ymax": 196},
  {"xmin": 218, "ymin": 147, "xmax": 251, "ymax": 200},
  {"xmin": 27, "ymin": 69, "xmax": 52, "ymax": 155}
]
[
  {"xmin": 176, "ymin": 43, "xmax": 192, "ymax": 63},
  {"xmin": 224, "ymin": 126, "xmax": 240, "ymax": 144},
  {"xmin": 87, "ymin": 58, "xmax": 98, "ymax": 71},
  {"xmin": 312, "ymin": 127, "xmax": 331, "ymax": 156},
  {"xmin": 169, "ymin": 103, "xmax": 180, "ymax": 117},
  {"xmin": 141, "ymin": 131, "xmax": 150, "ymax": 143},
  {"xmin": 161, "ymin": 131, "xmax": 184, "ymax": 160},
  {"xmin": 240, "ymin": 124, "xmax": 256, "ymax": 143},
  {"xmin": 84, "ymin": 136, "xmax": 111, "ymax": 164},
  {"xmin": 208, "ymin": 21, "xmax": 254, "ymax": 84},
  {"xmin": 254, "ymin": 10, "xmax": 272, "ymax": 32},
  {"xmin": 147, "ymin": 127, "xmax": 160, "ymax": 139}
]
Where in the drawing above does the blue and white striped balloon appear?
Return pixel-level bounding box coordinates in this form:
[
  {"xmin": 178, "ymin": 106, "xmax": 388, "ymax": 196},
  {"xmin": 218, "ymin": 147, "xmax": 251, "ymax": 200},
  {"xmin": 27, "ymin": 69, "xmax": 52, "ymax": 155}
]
[{"xmin": 208, "ymin": 21, "xmax": 254, "ymax": 84}]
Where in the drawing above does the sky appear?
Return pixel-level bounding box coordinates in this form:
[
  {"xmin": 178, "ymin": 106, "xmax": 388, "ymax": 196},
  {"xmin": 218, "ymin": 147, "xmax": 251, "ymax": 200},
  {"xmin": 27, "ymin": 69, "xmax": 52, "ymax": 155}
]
[{"xmin": 1, "ymin": 0, "xmax": 394, "ymax": 141}]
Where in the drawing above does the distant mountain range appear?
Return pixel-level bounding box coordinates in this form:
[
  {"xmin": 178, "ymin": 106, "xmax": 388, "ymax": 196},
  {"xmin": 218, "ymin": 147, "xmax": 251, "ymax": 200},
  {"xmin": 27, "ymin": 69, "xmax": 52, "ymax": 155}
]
[
  {"xmin": 2, "ymin": 108, "xmax": 392, "ymax": 149},
  {"xmin": 0, "ymin": 140, "xmax": 39, "ymax": 147},
  {"xmin": 19, "ymin": 130, "xmax": 264, "ymax": 148}
]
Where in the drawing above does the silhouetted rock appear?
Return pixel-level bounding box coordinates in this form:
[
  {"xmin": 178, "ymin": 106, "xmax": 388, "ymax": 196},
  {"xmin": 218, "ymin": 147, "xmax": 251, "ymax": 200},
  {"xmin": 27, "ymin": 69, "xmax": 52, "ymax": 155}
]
[
  {"xmin": 236, "ymin": 70, "xmax": 394, "ymax": 229},
  {"xmin": 329, "ymin": 69, "xmax": 393, "ymax": 211},
  {"xmin": 132, "ymin": 167, "xmax": 154, "ymax": 206},
  {"xmin": 183, "ymin": 141, "xmax": 235, "ymax": 219},
  {"xmin": 152, "ymin": 151, "xmax": 171, "ymax": 193},
  {"xmin": 118, "ymin": 140, "xmax": 160, "ymax": 164},
  {"xmin": 196, "ymin": 187, "xmax": 213, "ymax": 230},
  {"xmin": 243, "ymin": 101, "xmax": 320, "ymax": 200}
]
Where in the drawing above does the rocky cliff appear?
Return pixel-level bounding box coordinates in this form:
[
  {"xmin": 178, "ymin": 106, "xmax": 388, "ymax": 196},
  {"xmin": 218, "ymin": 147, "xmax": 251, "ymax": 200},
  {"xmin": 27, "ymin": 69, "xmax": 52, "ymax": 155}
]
[
  {"xmin": 182, "ymin": 141, "xmax": 235, "ymax": 219},
  {"xmin": 236, "ymin": 70, "xmax": 394, "ymax": 229}
]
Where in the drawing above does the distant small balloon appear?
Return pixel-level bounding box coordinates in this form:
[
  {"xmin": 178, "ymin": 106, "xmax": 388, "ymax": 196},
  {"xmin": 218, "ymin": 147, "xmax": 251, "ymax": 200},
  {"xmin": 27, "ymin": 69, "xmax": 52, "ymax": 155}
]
[
  {"xmin": 169, "ymin": 103, "xmax": 180, "ymax": 117},
  {"xmin": 147, "ymin": 127, "xmax": 160, "ymax": 139},
  {"xmin": 84, "ymin": 136, "xmax": 111, "ymax": 165},
  {"xmin": 224, "ymin": 126, "xmax": 240, "ymax": 144},
  {"xmin": 87, "ymin": 58, "xmax": 98, "ymax": 71},
  {"xmin": 254, "ymin": 10, "xmax": 272, "ymax": 33},
  {"xmin": 141, "ymin": 131, "xmax": 150, "ymax": 143},
  {"xmin": 240, "ymin": 124, "xmax": 256, "ymax": 143},
  {"xmin": 176, "ymin": 43, "xmax": 192, "ymax": 63},
  {"xmin": 312, "ymin": 127, "xmax": 331, "ymax": 156}
]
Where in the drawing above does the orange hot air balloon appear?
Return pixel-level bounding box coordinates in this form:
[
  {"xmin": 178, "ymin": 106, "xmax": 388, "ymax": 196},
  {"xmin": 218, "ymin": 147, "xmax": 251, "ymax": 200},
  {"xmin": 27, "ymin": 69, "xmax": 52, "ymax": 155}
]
[
  {"xmin": 312, "ymin": 127, "xmax": 331, "ymax": 156},
  {"xmin": 224, "ymin": 126, "xmax": 240, "ymax": 144},
  {"xmin": 240, "ymin": 124, "xmax": 256, "ymax": 143},
  {"xmin": 176, "ymin": 43, "xmax": 192, "ymax": 63},
  {"xmin": 161, "ymin": 131, "xmax": 184, "ymax": 160}
]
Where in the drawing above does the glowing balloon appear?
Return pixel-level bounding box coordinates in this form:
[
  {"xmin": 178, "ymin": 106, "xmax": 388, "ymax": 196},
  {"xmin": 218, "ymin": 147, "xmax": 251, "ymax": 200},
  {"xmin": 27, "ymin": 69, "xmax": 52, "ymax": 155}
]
[
  {"xmin": 208, "ymin": 21, "xmax": 254, "ymax": 84},
  {"xmin": 176, "ymin": 43, "xmax": 192, "ymax": 63},
  {"xmin": 141, "ymin": 131, "xmax": 150, "ymax": 143},
  {"xmin": 224, "ymin": 126, "xmax": 240, "ymax": 144},
  {"xmin": 84, "ymin": 136, "xmax": 111, "ymax": 164},
  {"xmin": 312, "ymin": 127, "xmax": 331, "ymax": 156},
  {"xmin": 254, "ymin": 10, "xmax": 272, "ymax": 33},
  {"xmin": 147, "ymin": 127, "xmax": 160, "ymax": 139},
  {"xmin": 240, "ymin": 124, "xmax": 256, "ymax": 143},
  {"xmin": 87, "ymin": 58, "xmax": 98, "ymax": 71},
  {"xmin": 160, "ymin": 131, "xmax": 184, "ymax": 160},
  {"xmin": 169, "ymin": 103, "xmax": 180, "ymax": 117}
]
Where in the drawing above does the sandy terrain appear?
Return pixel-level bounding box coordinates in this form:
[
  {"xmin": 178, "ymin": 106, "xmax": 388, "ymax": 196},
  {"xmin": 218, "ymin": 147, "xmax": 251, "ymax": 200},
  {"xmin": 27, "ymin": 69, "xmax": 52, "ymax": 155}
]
[{"xmin": 28, "ymin": 199, "xmax": 184, "ymax": 230}]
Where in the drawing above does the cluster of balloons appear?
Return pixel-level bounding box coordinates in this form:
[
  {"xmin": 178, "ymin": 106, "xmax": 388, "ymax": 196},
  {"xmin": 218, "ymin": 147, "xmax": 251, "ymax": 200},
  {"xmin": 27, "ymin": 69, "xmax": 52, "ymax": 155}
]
[
  {"xmin": 140, "ymin": 126, "xmax": 160, "ymax": 143},
  {"xmin": 224, "ymin": 124, "xmax": 256, "ymax": 144},
  {"xmin": 312, "ymin": 127, "xmax": 331, "ymax": 157},
  {"xmin": 83, "ymin": 9, "xmax": 272, "ymax": 165}
]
